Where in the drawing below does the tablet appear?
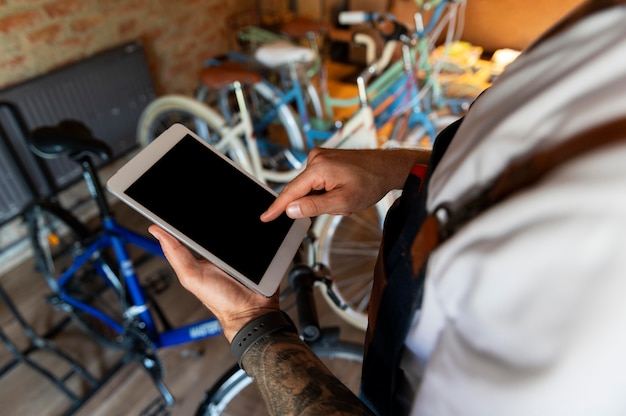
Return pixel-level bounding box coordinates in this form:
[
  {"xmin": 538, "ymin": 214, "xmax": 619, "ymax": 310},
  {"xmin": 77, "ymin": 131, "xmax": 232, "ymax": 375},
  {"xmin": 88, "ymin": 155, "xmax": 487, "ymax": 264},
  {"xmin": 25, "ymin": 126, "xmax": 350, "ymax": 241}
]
[{"xmin": 106, "ymin": 123, "xmax": 310, "ymax": 297}]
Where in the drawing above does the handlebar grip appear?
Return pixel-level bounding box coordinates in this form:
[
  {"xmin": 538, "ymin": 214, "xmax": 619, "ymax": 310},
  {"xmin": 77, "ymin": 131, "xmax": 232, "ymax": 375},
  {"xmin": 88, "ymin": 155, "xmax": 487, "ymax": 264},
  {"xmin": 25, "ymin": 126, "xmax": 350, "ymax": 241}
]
[
  {"xmin": 288, "ymin": 265, "xmax": 320, "ymax": 342},
  {"xmin": 338, "ymin": 11, "xmax": 370, "ymax": 25},
  {"xmin": 353, "ymin": 33, "xmax": 377, "ymax": 65}
]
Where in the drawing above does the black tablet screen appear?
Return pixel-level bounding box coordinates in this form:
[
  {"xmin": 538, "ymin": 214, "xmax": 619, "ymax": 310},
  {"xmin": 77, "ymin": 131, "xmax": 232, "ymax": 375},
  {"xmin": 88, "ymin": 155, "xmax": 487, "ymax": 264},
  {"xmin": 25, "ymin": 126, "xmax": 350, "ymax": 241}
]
[{"xmin": 125, "ymin": 134, "xmax": 295, "ymax": 284}]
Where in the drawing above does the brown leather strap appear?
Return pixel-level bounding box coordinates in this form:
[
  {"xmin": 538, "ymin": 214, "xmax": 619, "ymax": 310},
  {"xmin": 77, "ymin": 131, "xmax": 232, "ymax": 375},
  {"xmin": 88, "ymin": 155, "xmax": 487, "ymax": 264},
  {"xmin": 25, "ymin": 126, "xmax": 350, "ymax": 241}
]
[{"xmin": 410, "ymin": 116, "xmax": 626, "ymax": 275}]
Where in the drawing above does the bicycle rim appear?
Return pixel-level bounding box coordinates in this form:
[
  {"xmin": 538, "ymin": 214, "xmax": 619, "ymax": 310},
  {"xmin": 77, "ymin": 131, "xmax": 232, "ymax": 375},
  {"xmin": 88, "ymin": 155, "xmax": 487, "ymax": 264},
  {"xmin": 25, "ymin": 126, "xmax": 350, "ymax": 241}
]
[
  {"xmin": 137, "ymin": 95, "xmax": 227, "ymax": 146},
  {"xmin": 26, "ymin": 203, "xmax": 128, "ymax": 349},
  {"xmin": 196, "ymin": 341, "xmax": 363, "ymax": 416},
  {"xmin": 313, "ymin": 202, "xmax": 392, "ymax": 331},
  {"xmin": 137, "ymin": 94, "xmax": 257, "ymax": 171}
]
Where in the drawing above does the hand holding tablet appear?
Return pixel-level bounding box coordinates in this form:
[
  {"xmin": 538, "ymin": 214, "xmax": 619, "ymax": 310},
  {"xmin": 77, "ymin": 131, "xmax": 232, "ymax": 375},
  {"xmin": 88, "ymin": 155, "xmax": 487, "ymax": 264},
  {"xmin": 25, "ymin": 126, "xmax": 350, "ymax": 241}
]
[{"xmin": 106, "ymin": 124, "xmax": 311, "ymax": 297}]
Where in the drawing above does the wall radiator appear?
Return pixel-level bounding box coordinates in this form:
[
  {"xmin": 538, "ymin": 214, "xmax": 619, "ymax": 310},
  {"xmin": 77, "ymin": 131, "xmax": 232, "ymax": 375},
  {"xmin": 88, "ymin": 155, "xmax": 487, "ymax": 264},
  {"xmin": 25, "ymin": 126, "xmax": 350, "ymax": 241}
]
[{"xmin": 0, "ymin": 40, "xmax": 156, "ymax": 228}]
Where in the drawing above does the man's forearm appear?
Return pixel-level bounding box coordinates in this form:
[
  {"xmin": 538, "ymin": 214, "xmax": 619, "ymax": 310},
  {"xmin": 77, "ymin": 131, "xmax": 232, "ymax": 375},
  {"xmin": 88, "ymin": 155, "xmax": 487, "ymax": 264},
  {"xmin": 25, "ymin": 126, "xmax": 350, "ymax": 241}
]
[
  {"xmin": 241, "ymin": 331, "xmax": 374, "ymax": 415},
  {"xmin": 384, "ymin": 148, "xmax": 431, "ymax": 190}
]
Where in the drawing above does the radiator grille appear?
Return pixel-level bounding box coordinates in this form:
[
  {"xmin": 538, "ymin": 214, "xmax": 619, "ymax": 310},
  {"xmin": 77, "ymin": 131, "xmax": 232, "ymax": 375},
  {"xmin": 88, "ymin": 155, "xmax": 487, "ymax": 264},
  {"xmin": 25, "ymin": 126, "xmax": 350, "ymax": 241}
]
[{"xmin": 0, "ymin": 40, "xmax": 156, "ymax": 226}]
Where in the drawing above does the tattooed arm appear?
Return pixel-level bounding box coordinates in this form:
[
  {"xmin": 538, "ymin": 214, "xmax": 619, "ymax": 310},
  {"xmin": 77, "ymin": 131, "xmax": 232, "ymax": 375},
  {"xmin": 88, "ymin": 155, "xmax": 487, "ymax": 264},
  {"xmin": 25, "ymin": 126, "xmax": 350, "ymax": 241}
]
[{"xmin": 242, "ymin": 331, "xmax": 374, "ymax": 415}]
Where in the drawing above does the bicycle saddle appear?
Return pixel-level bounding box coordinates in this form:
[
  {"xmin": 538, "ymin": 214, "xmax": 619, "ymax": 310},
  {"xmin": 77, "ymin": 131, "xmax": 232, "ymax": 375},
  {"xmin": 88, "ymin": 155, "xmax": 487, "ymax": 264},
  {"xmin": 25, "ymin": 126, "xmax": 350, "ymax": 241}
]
[
  {"xmin": 198, "ymin": 64, "xmax": 262, "ymax": 89},
  {"xmin": 29, "ymin": 120, "xmax": 112, "ymax": 161},
  {"xmin": 254, "ymin": 40, "xmax": 318, "ymax": 68}
]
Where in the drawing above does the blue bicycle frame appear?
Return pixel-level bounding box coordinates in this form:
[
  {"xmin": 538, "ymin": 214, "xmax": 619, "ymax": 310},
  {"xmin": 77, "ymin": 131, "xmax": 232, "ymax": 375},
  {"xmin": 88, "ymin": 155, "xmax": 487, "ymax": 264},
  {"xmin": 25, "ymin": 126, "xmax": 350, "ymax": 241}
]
[{"xmin": 55, "ymin": 216, "xmax": 222, "ymax": 349}]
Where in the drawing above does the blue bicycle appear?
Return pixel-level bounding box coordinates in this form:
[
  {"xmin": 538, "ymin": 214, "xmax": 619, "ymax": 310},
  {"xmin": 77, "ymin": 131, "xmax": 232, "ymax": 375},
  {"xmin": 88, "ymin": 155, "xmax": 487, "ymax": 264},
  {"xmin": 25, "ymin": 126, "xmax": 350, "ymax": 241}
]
[{"xmin": 23, "ymin": 120, "xmax": 224, "ymax": 405}]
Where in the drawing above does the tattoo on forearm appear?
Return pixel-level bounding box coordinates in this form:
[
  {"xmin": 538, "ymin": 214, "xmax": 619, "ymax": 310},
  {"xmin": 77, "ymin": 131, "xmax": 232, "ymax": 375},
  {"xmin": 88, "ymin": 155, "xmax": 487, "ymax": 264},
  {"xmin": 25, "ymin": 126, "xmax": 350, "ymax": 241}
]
[{"xmin": 241, "ymin": 332, "xmax": 373, "ymax": 415}]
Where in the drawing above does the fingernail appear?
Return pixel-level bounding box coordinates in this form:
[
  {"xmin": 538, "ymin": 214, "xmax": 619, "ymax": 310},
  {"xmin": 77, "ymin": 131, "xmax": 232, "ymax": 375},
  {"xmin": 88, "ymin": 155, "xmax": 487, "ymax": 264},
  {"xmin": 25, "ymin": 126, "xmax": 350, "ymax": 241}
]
[{"xmin": 286, "ymin": 204, "xmax": 302, "ymax": 218}]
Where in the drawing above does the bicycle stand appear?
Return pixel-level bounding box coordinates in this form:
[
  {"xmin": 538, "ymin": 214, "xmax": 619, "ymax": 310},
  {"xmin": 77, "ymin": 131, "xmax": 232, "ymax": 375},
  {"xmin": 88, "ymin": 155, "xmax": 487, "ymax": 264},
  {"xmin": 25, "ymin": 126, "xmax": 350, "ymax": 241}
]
[{"xmin": 0, "ymin": 282, "xmax": 132, "ymax": 415}]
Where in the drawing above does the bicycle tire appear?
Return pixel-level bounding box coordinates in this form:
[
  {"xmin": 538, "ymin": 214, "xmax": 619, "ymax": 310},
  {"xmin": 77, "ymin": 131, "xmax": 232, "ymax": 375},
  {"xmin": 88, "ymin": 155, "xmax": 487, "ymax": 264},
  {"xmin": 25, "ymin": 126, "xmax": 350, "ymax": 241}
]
[
  {"xmin": 137, "ymin": 94, "xmax": 254, "ymax": 169},
  {"xmin": 25, "ymin": 202, "xmax": 129, "ymax": 349},
  {"xmin": 313, "ymin": 194, "xmax": 397, "ymax": 331},
  {"xmin": 137, "ymin": 94, "xmax": 227, "ymax": 147},
  {"xmin": 195, "ymin": 340, "xmax": 363, "ymax": 416}
]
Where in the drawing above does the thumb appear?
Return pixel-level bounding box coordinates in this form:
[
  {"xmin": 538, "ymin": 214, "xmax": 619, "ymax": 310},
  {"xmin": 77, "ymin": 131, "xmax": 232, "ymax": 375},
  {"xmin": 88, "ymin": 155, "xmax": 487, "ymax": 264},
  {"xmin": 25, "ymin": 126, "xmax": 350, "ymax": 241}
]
[{"xmin": 285, "ymin": 191, "xmax": 352, "ymax": 219}]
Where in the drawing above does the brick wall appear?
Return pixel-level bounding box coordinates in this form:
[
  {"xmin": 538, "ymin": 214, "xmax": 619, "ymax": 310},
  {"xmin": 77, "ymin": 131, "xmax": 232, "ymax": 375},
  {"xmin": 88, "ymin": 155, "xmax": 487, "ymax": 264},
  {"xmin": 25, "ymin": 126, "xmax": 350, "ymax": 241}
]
[{"xmin": 0, "ymin": 0, "xmax": 257, "ymax": 95}]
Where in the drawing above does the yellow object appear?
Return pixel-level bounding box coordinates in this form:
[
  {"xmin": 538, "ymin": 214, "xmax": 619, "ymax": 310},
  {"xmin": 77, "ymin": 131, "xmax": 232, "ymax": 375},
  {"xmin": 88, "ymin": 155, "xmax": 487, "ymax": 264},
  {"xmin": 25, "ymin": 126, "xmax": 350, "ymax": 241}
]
[
  {"xmin": 431, "ymin": 41, "xmax": 483, "ymax": 73},
  {"xmin": 429, "ymin": 41, "xmax": 492, "ymax": 100},
  {"xmin": 47, "ymin": 233, "xmax": 60, "ymax": 247}
]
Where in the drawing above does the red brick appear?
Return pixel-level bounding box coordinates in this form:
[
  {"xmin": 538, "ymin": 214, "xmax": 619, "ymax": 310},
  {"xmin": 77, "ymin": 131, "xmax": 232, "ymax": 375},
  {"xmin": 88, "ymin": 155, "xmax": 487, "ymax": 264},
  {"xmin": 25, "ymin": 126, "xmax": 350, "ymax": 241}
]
[
  {"xmin": 0, "ymin": 10, "xmax": 43, "ymax": 34},
  {"xmin": 71, "ymin": 15, "xmax": 104, "ymax": 33},
  {"xmin": 27, "ymin": 23, "xmax": 63, "ymax": 44},
  {"xmin": 118, "ymin": 19, "xmax": 138, "ymax": 37},
  {"xmin": 0, "ymin": 55, "xmax": 27, "ymax": 70},
  {"xmin": 59, "ymin": 34, "xmax": 94, "ymax": 50},
  {"xmin": 118, "ymin": 0, "xmax": 149, "ymax": 15},
  {"xmin": 44, "ymin": 0, "xmax": 84, "ymax": 18}
]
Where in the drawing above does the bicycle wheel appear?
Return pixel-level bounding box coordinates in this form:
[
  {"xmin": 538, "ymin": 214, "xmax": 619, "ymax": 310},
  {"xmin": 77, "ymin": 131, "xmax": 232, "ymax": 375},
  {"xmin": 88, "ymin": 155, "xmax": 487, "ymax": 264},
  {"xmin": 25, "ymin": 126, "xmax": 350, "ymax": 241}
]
[
  {"xmin": 137, "ymin": 94, "xmax": 254, "ymax": 169},
  {"xmin": 137, "ymin": 94, "xmax": 227, "ymax": 147},
  {"xmin": 196, "ymin": 341, "xmax": 363, "ymax": 416},
  {"xmin": 25, "ymin": 202, "xmax": 128, "ymax": 349},
  {"xmin": 313, "ymin": 194, "xmax": 397, "ymax": 331}
]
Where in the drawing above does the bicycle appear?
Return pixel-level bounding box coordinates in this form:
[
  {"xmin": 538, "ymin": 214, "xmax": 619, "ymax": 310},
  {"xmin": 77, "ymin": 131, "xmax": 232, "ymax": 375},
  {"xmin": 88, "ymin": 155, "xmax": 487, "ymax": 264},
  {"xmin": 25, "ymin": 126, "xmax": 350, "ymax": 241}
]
[
  {"xmin": 198, "ymin": 16, "xmax": 331, "ymax": 154},
  {"xmin": 195, "ymin": 243, "xmax": 363, "ymax": 416},
  {"xmin": 23, "ymin": 120, "xmax": 227, "ymax": 406}
]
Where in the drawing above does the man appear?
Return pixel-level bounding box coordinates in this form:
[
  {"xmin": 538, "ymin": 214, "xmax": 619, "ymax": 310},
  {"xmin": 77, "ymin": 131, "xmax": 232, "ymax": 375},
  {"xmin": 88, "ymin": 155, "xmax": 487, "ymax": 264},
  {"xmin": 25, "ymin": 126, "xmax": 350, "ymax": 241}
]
[{"xmin": 149, "ymin": 1, "xmax": 626, "ymax": 414}]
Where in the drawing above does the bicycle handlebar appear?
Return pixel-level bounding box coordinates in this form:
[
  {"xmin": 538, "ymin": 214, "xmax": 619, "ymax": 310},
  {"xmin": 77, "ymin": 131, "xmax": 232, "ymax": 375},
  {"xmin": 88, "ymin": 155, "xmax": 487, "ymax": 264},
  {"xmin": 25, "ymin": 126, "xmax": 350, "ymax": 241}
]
[
  {"xmin": 339, "ymin": 11, "xmax": 410, "ymax": 43},
  {"xmin": 339, "ymin": 0, "xmax": 456, "ymax": 42}
]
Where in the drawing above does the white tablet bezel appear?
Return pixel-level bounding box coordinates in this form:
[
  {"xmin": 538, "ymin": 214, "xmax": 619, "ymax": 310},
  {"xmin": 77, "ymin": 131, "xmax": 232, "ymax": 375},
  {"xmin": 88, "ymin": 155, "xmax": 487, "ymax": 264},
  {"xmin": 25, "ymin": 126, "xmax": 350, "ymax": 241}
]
[{"xmin": 106, "ymin": 123, "xmax": 310, "ymax": 297}]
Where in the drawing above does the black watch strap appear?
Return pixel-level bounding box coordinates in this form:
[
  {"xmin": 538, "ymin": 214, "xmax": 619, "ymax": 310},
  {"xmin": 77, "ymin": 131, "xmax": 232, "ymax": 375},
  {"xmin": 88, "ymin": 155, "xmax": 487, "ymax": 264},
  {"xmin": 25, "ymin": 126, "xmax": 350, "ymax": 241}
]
[{"xmin": 230, "ymin": 310, "xmax": 298, "ymax": 368}]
